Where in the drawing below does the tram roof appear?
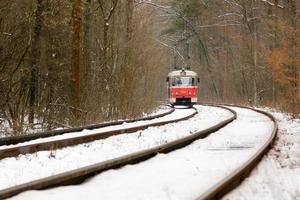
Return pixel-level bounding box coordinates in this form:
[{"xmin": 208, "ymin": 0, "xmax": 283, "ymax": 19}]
[{"xmin": 168, "ymin": 69, "xmax": 198, "ymax": 77}]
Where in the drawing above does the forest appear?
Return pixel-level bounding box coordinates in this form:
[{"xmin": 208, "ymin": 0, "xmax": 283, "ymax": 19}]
[{"xmin": 0, "ymin": 0, "xmax": 299, "ymax": 135}]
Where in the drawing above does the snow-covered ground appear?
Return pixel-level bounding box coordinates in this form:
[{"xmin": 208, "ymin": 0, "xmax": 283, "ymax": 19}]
[
  {"xmin": 0, "ymin": 107, "xmax": 193, "ymax": 150},
  {"xmin": 0, "ymin": 105, "xmax": 232, "ymax": 192},
  {"xmin": 8, "ymin": 106, "xmax": 274, "ymax": 200},
  {"xmin": 223, "ymin": 109, "xmax": 300, "ymax": 200}
]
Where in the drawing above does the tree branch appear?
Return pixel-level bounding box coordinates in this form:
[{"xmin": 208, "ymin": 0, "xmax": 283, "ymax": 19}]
[{"xmin": 261, "ymin": 0, "xmax": 284, "ymax": 9}]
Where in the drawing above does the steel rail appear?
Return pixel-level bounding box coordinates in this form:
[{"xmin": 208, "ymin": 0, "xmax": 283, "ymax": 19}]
[
  {"xmin": 197, "ymin": 105, "xmax": 278, "ymax": 200},
  {"xmin": 0, "ymin": 108, "xmax": 195, "ymax": 160},
  {"xmin": 0, "ymin": 108, "xmax": 175, "ymax": 146},
  {"xmin": 0, "ymin": 106, "xmax": 236, "ymax": 199}
]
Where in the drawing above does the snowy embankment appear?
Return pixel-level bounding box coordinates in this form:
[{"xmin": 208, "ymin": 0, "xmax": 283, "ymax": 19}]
[
  {"xmin": 223, "ymin": 109, "xmax": 300, "ymax": 200},
  {"xmin": 0, "ymin": 105, "xmax": 171, "ymax": 138},
  {"xmin": 9, "ymin": 106, "xmax": 273, "ymax": 200},
  {"xmin": 143, "ymin": 105, "xmax": 173, "ymax": 117},
  {"xmin": 1, "ymin": 105, "xmax": 231, "ymax": 193}
]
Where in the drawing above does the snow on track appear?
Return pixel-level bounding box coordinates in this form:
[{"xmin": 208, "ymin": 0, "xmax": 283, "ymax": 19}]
[
  {"xmin": 0, "ymin": 107, "xmax": 189, "ymax": 150},
  {"xmin": 143, "ymin": 105, "xmax": 173, "ymax": 117},
  {"xmin": 8, "ymin": 106, "xmax": 273, "ymax": 200},
  {"xmin": 1, "ymin": 105, "xmax": 231, "ymax": 192}
]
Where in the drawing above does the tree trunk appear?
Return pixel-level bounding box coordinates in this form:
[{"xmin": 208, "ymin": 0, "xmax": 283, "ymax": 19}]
[
  {"xmin": 70, "ymin": 0, "xmax": 82, "ymax": 111},
  {"xmin": 29, "ymin": 0, "xmax": 44, "ymax": 124},
  {"xmin": 121, "ymin": 0, "xmax": 134, "ymax": 117},
  {"xmin": 251, "ymin": 0, "xmax": 258, "ymax": 105}
]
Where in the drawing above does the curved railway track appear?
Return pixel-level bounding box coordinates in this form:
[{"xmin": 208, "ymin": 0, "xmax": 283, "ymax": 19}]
[
  {"xmin": 0, "ymin": 108, "xmax": 195, "ymax": 159},
  {"xmin": 0, "ymin": 105, "xmax": 235, "ymax": 199},
  {"xmin": 0, "ymin": 105, "xmax": 277, "ymax": 200},
  {"xmin": 197, "ymin": 105, "xmax": 278, "ymax": 200},
  {"xmin": 0, "ymin": 107, "xmax": 175, "ymax": 146}
]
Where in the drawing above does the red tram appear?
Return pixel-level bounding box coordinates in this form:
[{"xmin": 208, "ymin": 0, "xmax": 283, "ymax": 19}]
[{"xmin": 166, "ymin": 68, "xmax": 199, "ymax": 106}]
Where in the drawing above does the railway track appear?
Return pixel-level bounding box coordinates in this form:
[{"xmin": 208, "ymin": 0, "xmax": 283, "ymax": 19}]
[
  {"xmin": 0, "ymin": 107, "xmax": 175, "ymax": 146},
  {"xmin": 0, "ymin": 105, "xmax": 235, "ymax": 199},
  {"xmin": 0, "ymin": 107, "xmax": 194, "ymax": 159},
  {"xmin": 197, "ymin": 105, "xmax": 278, "ymax": 200},
  {"xmin": 0, "ymin": 105, "xmax": 277, "ymax": 200}
]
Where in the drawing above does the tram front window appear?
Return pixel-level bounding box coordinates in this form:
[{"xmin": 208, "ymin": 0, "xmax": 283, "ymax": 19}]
[{"xmin": 172, "ymin": 77, "xmax": 194, "ymax": 87}]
